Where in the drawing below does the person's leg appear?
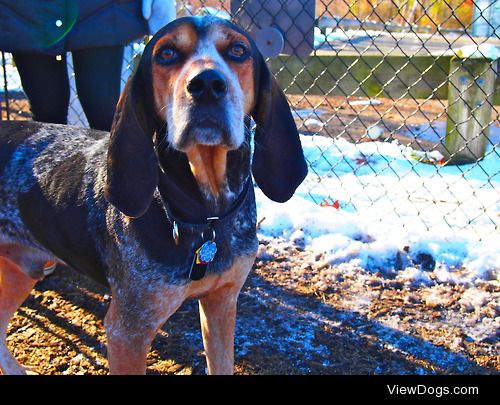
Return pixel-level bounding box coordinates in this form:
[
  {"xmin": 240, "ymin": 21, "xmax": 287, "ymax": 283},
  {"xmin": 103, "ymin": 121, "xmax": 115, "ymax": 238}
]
[
  {"xmin": 12, "ymin": 53, "xmax": 69, "ymax": 124},
  {"xmin": 72, "ymin": 46, "xmax": 124, "ymax": 131}
]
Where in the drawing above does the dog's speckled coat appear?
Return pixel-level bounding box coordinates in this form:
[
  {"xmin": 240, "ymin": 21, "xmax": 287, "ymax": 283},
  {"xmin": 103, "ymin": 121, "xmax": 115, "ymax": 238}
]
[{"xmin": 0, "ymin": 16, "xmax": 307, "ymax": 375}]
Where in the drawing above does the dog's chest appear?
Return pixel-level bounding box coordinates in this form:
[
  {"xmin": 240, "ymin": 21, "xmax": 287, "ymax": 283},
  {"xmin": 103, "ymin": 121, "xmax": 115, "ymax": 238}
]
[{"xmin": 112, "ymin": 189, "xmax": 258, "ymax": 286}]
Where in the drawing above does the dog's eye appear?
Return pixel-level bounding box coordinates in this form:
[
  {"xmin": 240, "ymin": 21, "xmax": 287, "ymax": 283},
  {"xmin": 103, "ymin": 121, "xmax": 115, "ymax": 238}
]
[
  {"xmin": 227, "ymin": 42, "xmax": 248, "ymax": 61},
  {"xmin": 157, "ymin": 47, "xmax": 178, "ymax": 64}
]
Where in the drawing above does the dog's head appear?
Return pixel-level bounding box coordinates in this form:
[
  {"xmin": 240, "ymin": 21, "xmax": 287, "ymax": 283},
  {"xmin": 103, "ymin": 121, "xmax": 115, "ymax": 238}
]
[
  {"xmin": 151, "ymin": 17, "xmax": 253, "ymax": 152},
  {"xmin": 105, "ymin": 16, "xmax": 307, "ymax": 218}
]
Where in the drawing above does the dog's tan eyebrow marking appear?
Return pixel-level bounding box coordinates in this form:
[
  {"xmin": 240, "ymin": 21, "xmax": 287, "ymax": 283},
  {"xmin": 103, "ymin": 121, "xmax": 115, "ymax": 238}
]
[
  {"xmin": 212, "ymin": 28, "xmax": 250, "ymax": 51},
  {"xmin": 153, "ymin": 24, "xmax": 198, "ymax": 55},
  {"xmin": 175, "ymin": 24, "xmax": 198, "ymax": 48},
  {"xmin": 151, "ymin": 23, "xmax": 199, "ymax": 116}
]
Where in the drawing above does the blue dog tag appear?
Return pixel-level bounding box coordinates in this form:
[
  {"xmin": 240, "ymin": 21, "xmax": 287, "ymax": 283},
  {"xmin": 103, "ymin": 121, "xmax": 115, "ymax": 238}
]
[
  {"xmin": 198, "ymin": 240, "xmax": 217, "ymax": 264},
  {"xmin": 189, "ymin": 240, "xmax": 217, "ymax": 281}
]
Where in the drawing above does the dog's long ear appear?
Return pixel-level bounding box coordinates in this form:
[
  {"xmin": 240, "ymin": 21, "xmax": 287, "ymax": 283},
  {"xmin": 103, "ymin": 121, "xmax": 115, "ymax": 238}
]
[
  {"xmin": 104, "ymin": 60, "xmax": 159, "ymax": 218},
  {"xmin": 251, "ymin": 54, "xmax": 308, "ymax": 202}
]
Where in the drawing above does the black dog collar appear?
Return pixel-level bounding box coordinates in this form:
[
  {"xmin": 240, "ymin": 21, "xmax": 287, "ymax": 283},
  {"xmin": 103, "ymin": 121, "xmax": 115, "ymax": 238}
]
[{"xmin": 157, "ymin": 175, "xmax": 253, "ymax": 241}]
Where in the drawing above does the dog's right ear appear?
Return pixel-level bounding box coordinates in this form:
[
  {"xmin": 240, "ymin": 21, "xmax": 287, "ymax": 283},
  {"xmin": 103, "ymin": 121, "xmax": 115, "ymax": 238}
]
[
  {"xmin": 250, "ymin": 52, "xmax": 307, "ymax": 202},
  {"xmin": 104, "ymin": 67, "xmax": 159, "ymax": 218}
]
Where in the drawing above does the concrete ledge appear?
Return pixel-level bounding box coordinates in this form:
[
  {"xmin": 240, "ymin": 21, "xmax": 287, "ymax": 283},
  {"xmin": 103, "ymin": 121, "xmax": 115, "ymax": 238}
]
[{"xmin": 269, "ymin": 54, "xmax": 500, "ymax": 105}]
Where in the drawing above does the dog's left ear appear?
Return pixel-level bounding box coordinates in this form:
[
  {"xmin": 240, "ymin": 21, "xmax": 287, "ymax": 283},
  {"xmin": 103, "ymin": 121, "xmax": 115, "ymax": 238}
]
[
  {"xmin": 104, "ymin": 58, "xmax": 160, "ymax": 218},
  {"xmin": 251, "ymin": 54, "xmax": 308, "ymax": 202}
]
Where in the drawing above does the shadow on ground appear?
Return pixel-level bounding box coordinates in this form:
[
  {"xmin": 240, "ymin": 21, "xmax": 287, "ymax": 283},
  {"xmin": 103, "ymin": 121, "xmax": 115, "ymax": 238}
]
[{"xmin": 9, "ymin": 264, "xmax": 495, "ymax": 375}]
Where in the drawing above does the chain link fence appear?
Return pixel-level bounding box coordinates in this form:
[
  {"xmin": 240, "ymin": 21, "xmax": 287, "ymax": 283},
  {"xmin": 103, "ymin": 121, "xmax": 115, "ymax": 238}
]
[{"xmin": 1, "ymin": 0, "xmax": 499, "ymax": 243}]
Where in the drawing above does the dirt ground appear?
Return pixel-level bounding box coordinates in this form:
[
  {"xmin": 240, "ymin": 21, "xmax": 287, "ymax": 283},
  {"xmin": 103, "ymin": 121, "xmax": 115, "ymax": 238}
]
[
  {"xmin": 288, "ymin": 94, "xmax": 499, "ymax": 152},
  {"xmin": 4, "ymin": 237, "xmax": 498, "ymax": 375}
]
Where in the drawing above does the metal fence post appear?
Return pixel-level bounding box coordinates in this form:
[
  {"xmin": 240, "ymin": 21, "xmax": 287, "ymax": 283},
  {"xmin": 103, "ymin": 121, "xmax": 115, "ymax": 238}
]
[
  {"xmin": 1, "ymin": 51, "xmax": 10, "ymax": 120},
  {"xmin": 444, "ymin": 56, "xmax": 497, "ymax": 165}
]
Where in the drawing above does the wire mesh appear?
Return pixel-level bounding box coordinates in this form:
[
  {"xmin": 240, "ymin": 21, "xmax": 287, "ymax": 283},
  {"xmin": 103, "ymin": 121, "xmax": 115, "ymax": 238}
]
[{"xmin": 0, "ymin": 0, "xmax": 498, "ymax": 242}]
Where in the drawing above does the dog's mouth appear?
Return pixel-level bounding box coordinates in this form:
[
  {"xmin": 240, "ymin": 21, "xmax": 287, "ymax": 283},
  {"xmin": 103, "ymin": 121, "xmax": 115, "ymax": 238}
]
[
  {"xmin": 185, "ymin": 143, "xmax": 228, "ymax": 198},
  {"xmin": 188, "ymin": 118, "xmax": 228, "ymax": 147},
  {"xmin": 176, "ymin": 116, "xmax": 236, "ymax": 198}
]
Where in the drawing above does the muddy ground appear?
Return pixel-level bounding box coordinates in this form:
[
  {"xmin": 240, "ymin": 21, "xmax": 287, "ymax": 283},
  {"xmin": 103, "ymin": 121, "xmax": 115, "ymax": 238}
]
[
  {"xmin": 5, "ymin": 238, "xmax": 498, "ymax": 375},
  {"xmin": 288, "ymin": 94, "xmax": 498, "ymax": 152}
]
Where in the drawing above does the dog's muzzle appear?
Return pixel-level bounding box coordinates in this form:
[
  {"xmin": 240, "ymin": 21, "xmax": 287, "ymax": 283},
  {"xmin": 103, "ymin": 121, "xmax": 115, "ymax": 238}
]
[{"xmin": 180, "ymin": 68, "xmax": 235, "ymax": 148}]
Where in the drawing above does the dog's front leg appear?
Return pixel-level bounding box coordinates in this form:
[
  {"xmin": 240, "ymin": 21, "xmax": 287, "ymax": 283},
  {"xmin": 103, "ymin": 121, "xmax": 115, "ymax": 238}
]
[
  {"xmin": 198, "ymin": 286, "xmax": 239, "ymax": 375},
  {"xmin": 198, "ymin": 254, "xmax": 255, "ymax": 375},
  {"xmin": 104, "ymin": 285, "xmax": 185, "ymax": 375}
]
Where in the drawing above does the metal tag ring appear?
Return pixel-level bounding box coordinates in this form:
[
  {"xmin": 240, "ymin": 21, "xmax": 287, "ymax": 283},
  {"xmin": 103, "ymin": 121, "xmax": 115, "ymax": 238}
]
[{"xmin": 201, "ymin": 228, "xmax": 216, "ymax": 242}]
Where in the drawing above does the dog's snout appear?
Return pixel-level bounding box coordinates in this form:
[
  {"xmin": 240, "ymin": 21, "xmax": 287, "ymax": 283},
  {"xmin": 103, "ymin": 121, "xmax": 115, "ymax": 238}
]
[{"xmin": 187, "ymin": 69, "xmax": 227, "ymax": 102}]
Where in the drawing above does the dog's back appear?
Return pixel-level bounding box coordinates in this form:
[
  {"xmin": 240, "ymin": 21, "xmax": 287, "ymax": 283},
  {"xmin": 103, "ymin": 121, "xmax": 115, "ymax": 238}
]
[{"xmin": 0, "ymin": 121, "xmax": 110, "ymax": 284}]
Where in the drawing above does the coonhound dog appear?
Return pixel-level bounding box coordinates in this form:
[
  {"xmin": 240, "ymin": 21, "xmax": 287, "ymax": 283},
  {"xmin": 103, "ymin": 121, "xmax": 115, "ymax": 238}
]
[{"xmin": 0, "ymin": 16, "xmax": 307, "ymax": 375}]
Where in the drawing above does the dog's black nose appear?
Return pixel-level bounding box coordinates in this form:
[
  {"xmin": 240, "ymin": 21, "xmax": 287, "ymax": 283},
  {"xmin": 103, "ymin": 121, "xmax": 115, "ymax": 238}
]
[{"xmin": 187, "ymin": 69, "xmax": 227, "ymax": 101}]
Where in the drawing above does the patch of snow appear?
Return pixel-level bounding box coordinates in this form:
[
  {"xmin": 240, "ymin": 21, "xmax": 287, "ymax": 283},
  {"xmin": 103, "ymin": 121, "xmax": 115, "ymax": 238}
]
[
  {"xmin": 303, "ymin": 118, "xmax": 325, "ymax": 132},
  {"xmin": 364, "ymin": 125, "xmax": 384, "ymax": 140},
  {"xmin": 348, "ymin": 99, "xmax": 383, "ymax": 106},
  {"xmin": 292, "ymin": 108, "xmax": 330, "ymax": 119},
  {"xmin": 396, "ymin": 267, "xmax": 433, "ymax": 286},
  {"xmin": 403, "ymin": 121, "xmax": 500, "ymax": 150},
  {"xmin": 458, "ymin": 288, "xmax": 492, "ymax": 312},
  {"xmin": 256, "ymin": 134, "xmax": 499, "ymax": 286}
]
